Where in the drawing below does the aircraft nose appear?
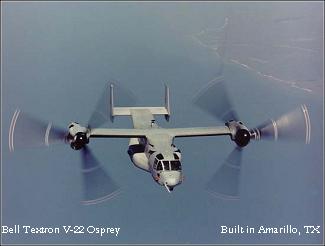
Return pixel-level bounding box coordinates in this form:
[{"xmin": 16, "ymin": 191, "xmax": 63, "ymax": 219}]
[
  {"xmin": 166, "ymin": 178, "xmax": 179, "ymax": 187},
  {"xmin": 160, "ymin": 171, "xmax": 182, "ymax": 187}
]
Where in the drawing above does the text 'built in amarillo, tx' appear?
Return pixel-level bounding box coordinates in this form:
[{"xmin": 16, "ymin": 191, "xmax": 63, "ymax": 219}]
[{"xmin": 220, "ymin": 225, "xmax": 321, "ymax": 236}]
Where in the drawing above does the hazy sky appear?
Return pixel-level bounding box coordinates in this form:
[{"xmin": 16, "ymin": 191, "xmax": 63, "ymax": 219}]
[{"xmin": 2, "ymin": 1, "xmax": 323, "ymax": 244}]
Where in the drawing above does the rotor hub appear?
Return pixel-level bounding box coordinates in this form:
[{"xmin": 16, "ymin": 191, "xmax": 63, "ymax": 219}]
[
  {"xmin": 226, "ymin": 120, "xmax": 251, "ymax": 147},
  {"xmin": 234, "ymin": 129, "xmax": 250, "ymax": 147},
  {"xmin": 70, "ymin": 132, "xmax": 89, "ymax": 150}
]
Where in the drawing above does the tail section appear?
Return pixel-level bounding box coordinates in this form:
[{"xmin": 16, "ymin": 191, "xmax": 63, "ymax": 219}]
[
  {"xmin": 110, "ymin": 84, "xmax": 171, "ymax": 122},
  {"xmin": 164, "ymin": 84, "xmax": 170, "ymax": 121}
]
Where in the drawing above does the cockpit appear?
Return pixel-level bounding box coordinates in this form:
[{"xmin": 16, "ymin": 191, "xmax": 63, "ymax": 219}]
[
  {"xmin": 156, "ymin": 160, "xmax": 182, "ymax": 171},
  {"xmin": 152, "ymin": 153, "xmax": 182, "ymax": 191},
  {"xmin": 154, "ymin": 154, "xmax": 182, "ymax": 171}
]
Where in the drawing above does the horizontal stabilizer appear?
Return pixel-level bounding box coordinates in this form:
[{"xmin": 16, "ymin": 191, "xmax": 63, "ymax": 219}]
[
  {"xmin": 110, "ymin": 84, "xmax": 170, "ymax": 121},
  {"xmin": 113, "ymin": 107, "xmax": 169, "ymax": 116}
]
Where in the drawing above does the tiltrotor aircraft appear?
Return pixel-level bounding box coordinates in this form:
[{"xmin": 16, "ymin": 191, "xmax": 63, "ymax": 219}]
[{"xmin": 9, "ymin": 78, "xmax": 311, "ymax": 204}]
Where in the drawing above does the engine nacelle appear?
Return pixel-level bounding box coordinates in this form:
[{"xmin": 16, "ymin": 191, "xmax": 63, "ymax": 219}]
[
  {"xmin": 226, "ymin": 120, "xmax": 251, "ymax": 147},
  {"xmin": 67, "ymin": 122, "xmax": 89, "ymax": 150}
]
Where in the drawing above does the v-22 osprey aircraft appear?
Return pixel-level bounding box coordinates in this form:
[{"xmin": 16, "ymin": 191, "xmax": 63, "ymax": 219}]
[{"xmin": 9, "ymin": 78, "xmax": 311, "ymax": 204}]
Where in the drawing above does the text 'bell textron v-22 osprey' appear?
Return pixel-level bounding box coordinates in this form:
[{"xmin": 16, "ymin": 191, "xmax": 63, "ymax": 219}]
[{"xmin": 9, "ymin": 78, "xmax": 311, "ymax": 205}]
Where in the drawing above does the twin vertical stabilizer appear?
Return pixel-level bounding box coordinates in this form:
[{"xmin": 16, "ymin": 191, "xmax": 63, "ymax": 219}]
[{"xmin": 109, "ymin": 84, "xmax": 171, "ymax": 122}]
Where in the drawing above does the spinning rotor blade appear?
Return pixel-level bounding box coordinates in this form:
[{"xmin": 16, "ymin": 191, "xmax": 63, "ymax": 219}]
[
  {"xmin": 9, "ymin": 109, "xmax": 67, "ymax": 152},
  {"xmin": 250, "ymin": 104, "xmax": 311, "ymax": 144},
  {"xmin": 80, "ymin": 146, "xmax": 121, "ymax": 205},
  {"xmin": 193, "ymin": 76, "xmax": 239, "ymax": 122},
  {"xmin": 88, "ymin": 82, "xmax": 136, "ymax": 128},
  {"xmin": 206, "ymin": 147, "xmax": 242, "ymax": 199}
]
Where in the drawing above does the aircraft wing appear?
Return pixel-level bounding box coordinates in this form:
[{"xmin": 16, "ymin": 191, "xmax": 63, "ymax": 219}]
[
  {"xmin": 169, "ymin": 126, "xmax": 231, "ymax": 138},
  {"xmin": 89, "ymin": 126, "xmax": 231, "ymax": 139},
  {"xmin": 89, "ymin": 128, "xmax": 147, "ymax": 138}
]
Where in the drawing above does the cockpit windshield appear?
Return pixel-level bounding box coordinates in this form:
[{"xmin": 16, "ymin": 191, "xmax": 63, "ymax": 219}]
[
  {"xmin": 170, "ymin": 160, "xmax": 181, "ymax": 170},
  {"xmin": 155, "ymin": 158, "xmax": 182, "ymax": 171},
  {"xmin": 163, "ymin": 161, "xmax": 170, "ymax": 170}
]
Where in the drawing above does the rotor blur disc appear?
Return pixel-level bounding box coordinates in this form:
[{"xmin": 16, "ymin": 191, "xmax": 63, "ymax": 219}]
[
  {"xmin": 206, "ymin": 147, "xmax": 242, "ymax": 199},
  {"xmin": 80, "ymin": 146, "xmax": 121, "ymax": 205},
  {"xmin": 9, "ymin": 109, "xmax": 67, "ymax": 152},
  {"xmin": 252, "ymin": 104, "xmax": 311, "ymax": 144},
  {"xmin": 193, "ymin": 76, "xmax": 239, "ymax": 123}
]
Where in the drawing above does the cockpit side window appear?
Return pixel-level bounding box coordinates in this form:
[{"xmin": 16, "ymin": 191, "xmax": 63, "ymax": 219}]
[
  {"xmin": 157, "ymin": 161, "xmax": 163, "ymax": 171},
  {"xmin": 170, "ymin": 160, "xmax": 182, "ymax": 170},
  {"xmin": 163, "ymin": 161, "xmax": 170, "ymax": 170},
  {"xmin": 156, "ymin": 154, "xmax": 164, "ymax": 160},
  {"xmin": 153, "ymin": 158, "xmax": 158, "ymax": 169}
]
